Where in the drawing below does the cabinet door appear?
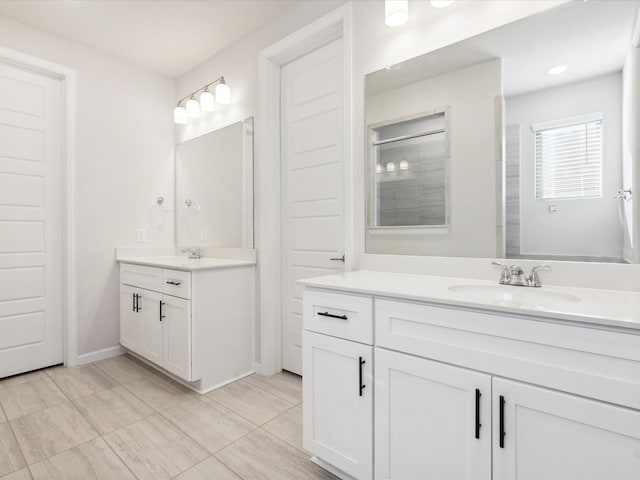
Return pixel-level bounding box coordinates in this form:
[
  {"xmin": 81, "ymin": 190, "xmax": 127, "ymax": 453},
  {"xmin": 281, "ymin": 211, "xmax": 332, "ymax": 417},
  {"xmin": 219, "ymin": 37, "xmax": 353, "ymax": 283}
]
[
  {"xmin": 303, "ymin": 331, "xmax": 373, "ymax": 480},
  {"xmin": 375, "ymin": 348, "xmax": 491, "ymax": 480},
  {"xmin": 493, "ymin": 378, "xmax": 640, "ymax": 480},
  {"xmin": 162, "ymin": 295, "xmax": 192, "ymax": 381},
  {"xmin": 138, "ymin": 289, "xmax": 162, "ymax": 365},
  {"xmin": 120, "ymin": 285, "xmax": 142, "ymax": 351}
]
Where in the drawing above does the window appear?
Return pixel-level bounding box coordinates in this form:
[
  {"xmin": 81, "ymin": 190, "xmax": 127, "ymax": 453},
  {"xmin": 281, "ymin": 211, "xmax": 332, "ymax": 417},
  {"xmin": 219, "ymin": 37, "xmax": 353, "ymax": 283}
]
[{"xmin": 534, "ymin": 114, "xmax": 603, "ymax": 200}]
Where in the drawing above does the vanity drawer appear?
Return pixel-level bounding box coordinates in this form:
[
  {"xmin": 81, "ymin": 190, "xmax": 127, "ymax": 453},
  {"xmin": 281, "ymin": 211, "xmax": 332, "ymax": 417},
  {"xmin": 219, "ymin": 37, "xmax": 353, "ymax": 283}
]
[
  {"xmin": 303, "ymin": 288, "xmax": 373, "ymax": 344},
  {"xmin": 120, "ymin": 263, "xmax": 163, "ymax": 291},
  {"xmin": 162, "ymin": 269, "xmax": 191, "ymax": 299}
]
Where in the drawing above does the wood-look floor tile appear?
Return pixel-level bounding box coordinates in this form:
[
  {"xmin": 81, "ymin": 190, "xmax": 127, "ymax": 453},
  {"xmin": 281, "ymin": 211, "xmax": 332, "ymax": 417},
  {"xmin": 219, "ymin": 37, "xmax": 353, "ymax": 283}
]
[
  {"xmin": 29, "ymin": 437, "xmax": 135, "ymax": 480},
  {"xmin": 262, "ymin": 405, "xmax": 303, "ymax": 452},
  {"xmin": 72, "ymin": 385, "xmax": 153, "ymax": 434},
  {"xmin": 49, "ymin": 365, "xmax": 118, "ymax": 399},
  {"xmin": 122, "ymin": 374, "xmax": 196, "ymax": 411},
  {"xmin": 0, "ymin": 405, "xmax": 6, "ymax": 424},
  {"xmin": 215, "ymin": 429, "xmax": 336, "ymax": 480},
  {"xmin": 174, "ymin": 456, "xmax": 241, "ymax": 480},
  {"xmin": 104, "ymin": 414, "xmax": 208, "ymax": 480},
  {"xmin": 0, "ymin": 422, "xmax": 26, "ymax": 477},
  {"xmin": 0, "ymin": 468, "xmax": 31, "ymax": 480},
  {"xmin": 242, "ymin": 372, "xmax": 302, "ymax": 404},
  {"xmin": 93, "ymin": 355, "xmax": 151, "ymax": 384},
  {"xmin": 0, "ymin": 378, "xmax": 67, "ymax": 420},
  {"xmin": 10, "ymin": 403, "xmax": 98, "ymax": 465},
  {"xmin": 0, "ymin": 371, "xmax": 48, "ymax": 389},
  {"xmin": 207, "ymin": 380, "xmax": 296, "ymax": 425},
  {"xmin": 161, "ymin": 396, "xmax": 255, "ymax": 454}
]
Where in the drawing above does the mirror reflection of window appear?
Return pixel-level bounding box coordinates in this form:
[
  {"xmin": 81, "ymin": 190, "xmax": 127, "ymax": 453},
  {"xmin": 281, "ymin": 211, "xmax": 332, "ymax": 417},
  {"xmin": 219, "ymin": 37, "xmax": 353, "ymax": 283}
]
[{"xmin": 370, "ymin": 112, "xmax": 448, "ymax": 227}]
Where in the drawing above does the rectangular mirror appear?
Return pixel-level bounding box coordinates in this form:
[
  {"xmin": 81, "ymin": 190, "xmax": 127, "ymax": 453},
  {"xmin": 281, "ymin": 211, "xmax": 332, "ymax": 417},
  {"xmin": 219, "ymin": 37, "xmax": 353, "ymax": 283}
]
[
  {"xmin": 364, "ymin": 1, "xmax": 640, "ymax": 263},
  {"xmin": 176, "ymin": 117, "xmax": 254, "ymax": 248}
]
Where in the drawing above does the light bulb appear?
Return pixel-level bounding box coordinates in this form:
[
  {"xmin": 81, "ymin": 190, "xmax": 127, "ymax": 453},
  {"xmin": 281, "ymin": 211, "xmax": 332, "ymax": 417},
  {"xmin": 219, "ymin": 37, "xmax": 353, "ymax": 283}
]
[
  {"xmin": 186, "ymin": 97, "xmax": 200, "ymax": 118},
  {"xmin": 376, "ymin": 164, "xmax": 382, "ymax": 174},
  {"xmin": 200, "ymin": 90, "xmax": 215, "ymax": 112},
  {"xmin": 215, "ymin": 79, "xmax": 231, "ymax": 104},
  {"xmin": 386, "ymin": 162, "xmax": 396, "ymax": 172},
  {"xmin": 400, "ymin": 160, "xmax": 409, "ymax": 170},
  {"xmin": 430, "ymin": 0, "xmax": 455, "ymax": 8},
  {"xmin": 173, "ymin": 105, "xmax": 187, "ymax": 124},
  {"xmin": 385, "ymin": 0, "xmax": 408, "ymax": 27}
]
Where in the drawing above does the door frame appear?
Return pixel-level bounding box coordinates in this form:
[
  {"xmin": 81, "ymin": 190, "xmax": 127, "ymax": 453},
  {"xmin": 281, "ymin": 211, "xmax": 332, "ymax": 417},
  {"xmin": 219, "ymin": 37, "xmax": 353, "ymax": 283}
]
[
  {"xmin": 257, "ymin": 4, "xmax": 353, "ymax": 375},
  {"xmin": 0, "ymin": 47, "xmax": 78, "ymax": 368}
]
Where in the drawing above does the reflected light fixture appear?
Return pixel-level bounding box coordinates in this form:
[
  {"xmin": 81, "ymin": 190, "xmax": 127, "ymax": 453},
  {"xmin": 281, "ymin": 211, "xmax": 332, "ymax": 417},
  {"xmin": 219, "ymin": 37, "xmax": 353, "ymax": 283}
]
[
  {"xmin": 547, "ymin": 65, "xmax": 568, "ymax": 75},
  {"xmin": 376, "ymin": 163, "xmax": 383, "ymax": 174},
  {"xmin": 385, "ymin": 0, "xmax": 408, "ymax": 27},
  {"xmin": 386, "ymin": 162, "xmax": 396, "ymax": 172},
  {"xmin": 174, "ymin": 76, "xmax": 231, "ymax": 124},
  {"xmin": 430, "ymin": 0, "xmax": 455, "ymax": 7},
  {"xmin": 399, "ymin": 160, "xmax": 409, "ymax": 170}
]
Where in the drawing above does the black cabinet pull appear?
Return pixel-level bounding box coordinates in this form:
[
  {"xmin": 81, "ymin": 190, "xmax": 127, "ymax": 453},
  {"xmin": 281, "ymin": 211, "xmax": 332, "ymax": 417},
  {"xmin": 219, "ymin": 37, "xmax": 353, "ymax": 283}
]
[
  {"xmin": 475, "ymin": 388, "xmax": 482, "ymax": 439},
  {"xmin": 317, "ymin": 311, "xmax": 348, "ymax": 320},
  {"xmin": 359, "ymin": 356, "xmax": 366, "ymax": 396},
  {"xmin": 166, "ymin": 280, "xmax": 182, "ymax": 286},
  {"xmin": 134, "ymin": 293, "xmax": 140, "ymax": 312},
  {"xmin": 159, "ymin": 301, "xmax": 166, "ymax": 322},
  {"xmin": 132, "ymin": 293, "xmax": 136, "ymax": 312},
  {"xmin": 499, "ymin": 395, "xmax": 506, "ymax": 448}
]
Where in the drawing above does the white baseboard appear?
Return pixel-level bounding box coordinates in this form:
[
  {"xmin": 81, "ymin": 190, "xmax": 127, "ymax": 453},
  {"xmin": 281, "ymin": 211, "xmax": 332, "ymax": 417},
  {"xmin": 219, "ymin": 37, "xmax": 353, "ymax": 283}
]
[{"xmin": 75, "ymin": 345, "xmax": 126, "ymax": 366}]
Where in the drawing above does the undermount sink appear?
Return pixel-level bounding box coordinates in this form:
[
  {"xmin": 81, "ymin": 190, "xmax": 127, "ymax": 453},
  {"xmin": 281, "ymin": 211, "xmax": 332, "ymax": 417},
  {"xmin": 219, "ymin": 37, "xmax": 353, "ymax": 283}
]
[{"xmin": 448, "ymin": 284, "xmax": 581, "ymax": 307}]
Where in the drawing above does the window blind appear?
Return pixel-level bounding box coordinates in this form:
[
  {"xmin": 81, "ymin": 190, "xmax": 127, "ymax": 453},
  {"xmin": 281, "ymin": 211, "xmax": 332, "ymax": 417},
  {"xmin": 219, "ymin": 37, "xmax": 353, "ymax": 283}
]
[{"xmin": 534, "ymin": 116, "xmax": 603, "ymax": 200}]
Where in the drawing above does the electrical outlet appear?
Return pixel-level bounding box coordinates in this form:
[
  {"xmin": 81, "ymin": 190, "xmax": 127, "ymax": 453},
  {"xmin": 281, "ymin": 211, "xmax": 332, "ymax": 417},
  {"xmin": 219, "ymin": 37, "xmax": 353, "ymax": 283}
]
[
  {"xmin": 200, "ymin": 229, "xmax": 208, "ymax": 241},
  {"xmin": 136, "ymin": 228, "xmax": 147, "ymax": 243}
]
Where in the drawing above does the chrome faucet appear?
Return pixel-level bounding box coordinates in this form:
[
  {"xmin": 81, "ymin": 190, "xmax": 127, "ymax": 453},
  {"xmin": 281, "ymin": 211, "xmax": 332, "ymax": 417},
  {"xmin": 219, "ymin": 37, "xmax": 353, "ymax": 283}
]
[
  {"xmin": 492, "ymin": 262, "xmax": 550, "ymax": 287},
  {"xmin": 182, "ymin": 248, "xmax": 201, "ymax": 260}
]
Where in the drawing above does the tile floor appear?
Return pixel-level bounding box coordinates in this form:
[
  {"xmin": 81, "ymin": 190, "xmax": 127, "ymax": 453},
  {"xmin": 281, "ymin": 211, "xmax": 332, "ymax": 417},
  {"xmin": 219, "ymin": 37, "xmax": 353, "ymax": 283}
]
[{"xmin": 0, "ymin": 355, "xmax": 336, "ymax": 480}]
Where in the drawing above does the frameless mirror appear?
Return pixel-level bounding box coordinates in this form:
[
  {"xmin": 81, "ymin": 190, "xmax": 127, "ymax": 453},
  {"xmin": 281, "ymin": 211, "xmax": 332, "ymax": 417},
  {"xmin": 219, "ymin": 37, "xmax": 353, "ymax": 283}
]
[
  {"xmin": 364, "ymin": 1, "xmax": 640, "ymax": 263},
  {"xmin": 176, "ymin": 117, "xmax": 254, "ymax": 248}
]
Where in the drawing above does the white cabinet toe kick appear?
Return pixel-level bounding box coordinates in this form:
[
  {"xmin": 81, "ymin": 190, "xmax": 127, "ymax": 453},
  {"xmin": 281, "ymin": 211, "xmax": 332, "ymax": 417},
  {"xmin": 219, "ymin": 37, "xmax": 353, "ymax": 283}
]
[
  {"xmin": 301, "ymin": 283, "xmax": 640, "ymax": 480},
  {"xmin": 119, "ymin": 262, "xmax": 255, "ymax": 393}
]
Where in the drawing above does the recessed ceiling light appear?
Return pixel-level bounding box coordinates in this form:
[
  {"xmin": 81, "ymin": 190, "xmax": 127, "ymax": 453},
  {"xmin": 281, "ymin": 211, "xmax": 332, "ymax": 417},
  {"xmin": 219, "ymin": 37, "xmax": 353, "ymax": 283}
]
[
  {"xmin": 385, "ymin": 0, "xmax": 408, "ymax": 27},
  {"xmin": 430, "ymin": 0, "xmax": 455, "ymax": 8},
  {"xmin": 547, "ymin": 65, "xmax": 568, "ymax": 75}
]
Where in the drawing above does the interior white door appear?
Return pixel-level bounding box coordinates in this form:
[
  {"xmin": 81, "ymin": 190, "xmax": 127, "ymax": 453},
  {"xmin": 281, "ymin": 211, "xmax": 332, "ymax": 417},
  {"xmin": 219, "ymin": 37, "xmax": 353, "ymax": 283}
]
[
  {"xmin": 0, "ymin": 62, "xmax": 63, "ymax": 378},
  {"xmin": 281, "ymin": 38, "xmax": 345, "ymax": 375},
  {"xmin": 375, "ymin": 348, "xmax": 492, "ymax": 480},
  {"xmin": 493, "ymin": 377, "xmax": 640, "ymax": 480}
]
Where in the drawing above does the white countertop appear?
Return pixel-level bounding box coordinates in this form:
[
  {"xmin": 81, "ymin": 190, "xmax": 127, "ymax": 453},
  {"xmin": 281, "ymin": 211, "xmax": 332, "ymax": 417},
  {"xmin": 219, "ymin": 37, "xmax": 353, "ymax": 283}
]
[
  {"xmin": 118, "ymin": 256, "xmax": 255, "ymax": 271},
  {"xmin": 299, "ymin": 270, "xmax": 640, "ymax": 332}
]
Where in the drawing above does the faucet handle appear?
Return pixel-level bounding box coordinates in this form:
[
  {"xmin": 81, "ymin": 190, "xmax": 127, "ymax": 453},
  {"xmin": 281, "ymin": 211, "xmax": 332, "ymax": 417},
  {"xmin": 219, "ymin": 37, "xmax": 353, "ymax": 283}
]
[
  {"xmin": 491, "ymin": 261, "xmax": 511, "ymax": 285},
  {"xmin": 528, "ymin": 264, "xmax": 550, "ymax": 287}
]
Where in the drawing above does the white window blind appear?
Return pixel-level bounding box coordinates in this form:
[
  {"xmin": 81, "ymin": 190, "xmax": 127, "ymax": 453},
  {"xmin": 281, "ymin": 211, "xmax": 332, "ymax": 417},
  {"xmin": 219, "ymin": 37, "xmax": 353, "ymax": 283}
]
[{"xmin": 534, "ymin": 114, "xmax": 603, "ymax": 200}]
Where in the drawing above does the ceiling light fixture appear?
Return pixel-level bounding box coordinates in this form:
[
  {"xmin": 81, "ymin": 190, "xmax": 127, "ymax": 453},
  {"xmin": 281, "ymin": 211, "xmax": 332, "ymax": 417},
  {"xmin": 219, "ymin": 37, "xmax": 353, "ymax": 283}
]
[
  {"xmin": 385, "ymin": 0, "xmax": 408, "ymax": 27},
  {"xmin": 174, "ymin": 76, "xmax": 231, "ymax": 124},
  {"xmin": 430, "ymin": 0, "xmax": 455, "ymax": 7},
  {"xmin": 547, "ymin": 65, "xmax": 568, "ymax": 75}
]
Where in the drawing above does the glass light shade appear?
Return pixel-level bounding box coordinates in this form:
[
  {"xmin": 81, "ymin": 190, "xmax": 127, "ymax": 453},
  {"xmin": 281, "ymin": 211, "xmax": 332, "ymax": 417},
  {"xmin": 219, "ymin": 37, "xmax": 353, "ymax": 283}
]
[
  {"xmin": 376, "ymin": 163, "xmax": 383, "ymax": 174},
  {"xmin": 399, "ymin": 160, "xmax": 409, "ymax": 170},
  {"xmin": 430, "ymin": 0, "xmax": 455, "ymax": 8},
  {"xmin": 200, "ymin": 90, "xmax": 215, "ymax": 111},
  {"xmin": 173, "ymin": 105, "xmax": 187, "ymax": 124},
  {"xmin": 215, "ymin": 81, "xmax": 231, "ymax": 104},
  {"xmin": 386, "ymin": 162, "xmax": 396, "ymax": 172},
  {"xmin": 186, "ymin": 98, "xmax": 200, "ymax": 118},
  {"xmin": 385, "ymin": 0, "xmax": 408, "ymax": 27}
]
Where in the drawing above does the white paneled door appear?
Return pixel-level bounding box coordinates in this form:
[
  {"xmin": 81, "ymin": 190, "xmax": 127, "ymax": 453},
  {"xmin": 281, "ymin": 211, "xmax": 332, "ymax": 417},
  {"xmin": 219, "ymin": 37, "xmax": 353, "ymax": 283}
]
[
  {"xmin": 0, "ymin": 62, "xmax": 64, "ymax": 378},
  {"xmin": 281, "ymin": 38, "xmax": 345, "ymax": 375}
]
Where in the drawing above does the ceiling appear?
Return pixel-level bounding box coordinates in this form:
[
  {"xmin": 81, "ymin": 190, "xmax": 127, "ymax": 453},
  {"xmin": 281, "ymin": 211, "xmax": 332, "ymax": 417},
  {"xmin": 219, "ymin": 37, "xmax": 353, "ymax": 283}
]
[
  {"xmin": 366, "ymin": 0, "xmax": 639, "ymax": 98},
  {"xmin": 0, "ymin": 0, "xmax": 294, "ymax": 78}
]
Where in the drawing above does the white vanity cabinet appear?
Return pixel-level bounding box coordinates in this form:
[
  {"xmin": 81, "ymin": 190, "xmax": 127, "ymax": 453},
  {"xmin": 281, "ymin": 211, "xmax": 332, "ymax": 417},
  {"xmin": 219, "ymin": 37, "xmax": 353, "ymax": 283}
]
[{"xmin": 119, "ymin": 261, "xmax": 254, "ymax": 392}]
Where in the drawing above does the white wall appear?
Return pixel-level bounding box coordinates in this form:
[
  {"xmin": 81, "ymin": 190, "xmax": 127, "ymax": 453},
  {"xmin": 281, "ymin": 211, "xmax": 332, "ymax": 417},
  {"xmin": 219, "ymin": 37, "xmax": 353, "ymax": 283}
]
[
  {"xmin": 506, "ymin": 73, "xmax": 623, "ymax": 260},
  {"xmin": 365, "ymin": 58, "xmax": 502, "ymax": 257},
  {"xmin": 0, "ymin": 16, "xmax": 175, "ymax": 357}
]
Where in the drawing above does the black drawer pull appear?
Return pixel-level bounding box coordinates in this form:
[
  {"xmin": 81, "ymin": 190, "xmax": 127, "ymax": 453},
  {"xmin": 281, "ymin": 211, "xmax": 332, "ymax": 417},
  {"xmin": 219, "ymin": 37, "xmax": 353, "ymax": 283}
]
[
  {"xmin": 359, "ymin": 356, "xmax": 366, "ymax": 397},
  {"xmin": 166, "ymin": 280, "xmax": 182, "ymax": 286},
  {"xmin": 475, "ymin": 388, "xmax": 481, "ymax": 439},
  {"xmin": 317, "ymin": 311, "xmax": 348, "ymax": 320},
  {"xmin": 499, "ymin": 395, "xmax": 506, "ymax": 448}
]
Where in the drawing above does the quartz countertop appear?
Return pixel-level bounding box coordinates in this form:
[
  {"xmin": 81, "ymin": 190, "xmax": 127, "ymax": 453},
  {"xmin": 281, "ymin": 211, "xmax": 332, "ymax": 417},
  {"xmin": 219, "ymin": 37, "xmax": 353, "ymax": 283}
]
[
  {"xmin": 299, "ymin": 270, "xmax": 640, "ymax": 332},
  {"xmin": 118, "ymin": 256, "xmax": 255, "ymax": 271}
]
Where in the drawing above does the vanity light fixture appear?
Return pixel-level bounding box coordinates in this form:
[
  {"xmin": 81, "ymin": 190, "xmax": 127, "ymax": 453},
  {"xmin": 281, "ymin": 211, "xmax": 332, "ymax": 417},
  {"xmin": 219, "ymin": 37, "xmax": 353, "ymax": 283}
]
[
  {"xmin": 376, "ymin": 163, "xmax": 383, "ymax": 174},
  {"xmin": 386, "ymin": 162, "xmax": 396, "ymax": 172},
  {"xmin": 430, "ymin": 0, "xmax": 455, "ymax": 8},
  {"xmin": 547, "ymin": 64, "xmax": 568, "ymax": 75},
  {"xmin": 385, "ymin": 0, "xmax": 408, "ymax": 27},
  {"xmin": 174, "ymin": 76, "xmax": 231, "ymax": 124},
  {"xmin": 399, "ymin": 160, "xmax": 409, "ymax": 170}
]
